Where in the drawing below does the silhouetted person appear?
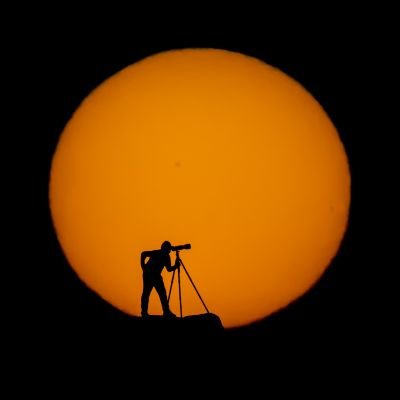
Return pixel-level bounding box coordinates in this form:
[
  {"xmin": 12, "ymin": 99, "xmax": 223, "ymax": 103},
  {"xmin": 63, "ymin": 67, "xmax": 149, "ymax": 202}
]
[{"xmin": 140, "ymin": 241, "xmax": 180, "ymax": 317}]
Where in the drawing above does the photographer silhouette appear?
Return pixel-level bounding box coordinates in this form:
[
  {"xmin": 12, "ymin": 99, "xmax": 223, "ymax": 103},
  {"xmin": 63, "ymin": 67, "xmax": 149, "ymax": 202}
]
[{"xmin": 140, "ymin": 241, "xmax": 180, "ymax": 317}]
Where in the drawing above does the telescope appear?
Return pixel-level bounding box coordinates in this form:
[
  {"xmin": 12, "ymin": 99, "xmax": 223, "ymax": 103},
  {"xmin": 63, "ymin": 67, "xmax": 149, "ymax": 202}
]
[{"xmin": 171, "ymin": 243, "xmax": 191, "ymax": 251}]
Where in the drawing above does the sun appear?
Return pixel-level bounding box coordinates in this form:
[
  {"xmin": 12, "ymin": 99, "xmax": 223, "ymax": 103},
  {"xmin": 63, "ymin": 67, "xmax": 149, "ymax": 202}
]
[{"xmin": 49, "ymin": 49, "xmax": 350, "ymax": 328}]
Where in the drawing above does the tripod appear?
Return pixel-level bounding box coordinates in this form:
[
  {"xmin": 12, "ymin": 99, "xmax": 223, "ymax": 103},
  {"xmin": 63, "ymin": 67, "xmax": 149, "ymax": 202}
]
[{"xmin": 167, "ymin": 251, "xmax": 209, "ymax": 318}]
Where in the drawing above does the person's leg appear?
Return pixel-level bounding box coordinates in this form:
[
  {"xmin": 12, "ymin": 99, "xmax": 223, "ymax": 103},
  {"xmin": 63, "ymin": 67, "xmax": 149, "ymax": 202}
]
[
  {"xmin": 141, "ymin": 274, "xmax": 153, "ymax": 316},
  {"xmin": 154, "ymin": 276, "xmax": 175, "ymax": 316}
]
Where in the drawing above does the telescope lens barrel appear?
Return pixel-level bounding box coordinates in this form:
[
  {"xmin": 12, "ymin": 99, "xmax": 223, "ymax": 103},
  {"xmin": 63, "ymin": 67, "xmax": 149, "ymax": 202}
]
[{"xmin": 172, "ymin": 244, "xmax": 191, "ymax": 251}]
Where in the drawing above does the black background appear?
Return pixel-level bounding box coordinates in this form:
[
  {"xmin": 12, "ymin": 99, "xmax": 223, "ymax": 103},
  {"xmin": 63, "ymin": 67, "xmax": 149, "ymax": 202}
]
[{"xmin": 13, "ymin": 16, "xmax": 379, "ymax": 374}]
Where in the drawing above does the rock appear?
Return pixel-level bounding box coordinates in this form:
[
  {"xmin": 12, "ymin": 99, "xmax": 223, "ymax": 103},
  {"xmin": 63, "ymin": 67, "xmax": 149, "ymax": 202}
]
[{"xmin": 136, "ymin": 313, "xmax": 224, "ymax": 339}]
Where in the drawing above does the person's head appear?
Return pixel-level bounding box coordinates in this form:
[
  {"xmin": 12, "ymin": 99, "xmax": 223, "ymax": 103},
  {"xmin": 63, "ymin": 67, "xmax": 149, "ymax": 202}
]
[{"xmin": 161, "ymin": 240, "xmax": 172, "ymax": 254}]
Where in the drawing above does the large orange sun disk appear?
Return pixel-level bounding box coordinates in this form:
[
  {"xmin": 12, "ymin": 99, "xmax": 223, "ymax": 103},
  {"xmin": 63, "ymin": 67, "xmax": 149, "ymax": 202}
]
[{"xmin": 49, "ymin": 49, "xmax": 350, "ymax": 328}]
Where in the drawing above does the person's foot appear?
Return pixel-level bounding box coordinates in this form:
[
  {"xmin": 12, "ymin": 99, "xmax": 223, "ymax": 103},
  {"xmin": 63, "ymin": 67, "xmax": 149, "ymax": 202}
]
[{"xmin": 163, "ymin": 310, "xmax": 177, "ymax": 318}]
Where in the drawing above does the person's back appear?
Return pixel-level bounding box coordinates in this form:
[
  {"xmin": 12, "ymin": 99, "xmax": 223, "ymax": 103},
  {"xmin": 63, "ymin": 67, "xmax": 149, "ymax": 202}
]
[{"xmin": 142, "ymin": 249, "xmax": 170, "ymax": 276}]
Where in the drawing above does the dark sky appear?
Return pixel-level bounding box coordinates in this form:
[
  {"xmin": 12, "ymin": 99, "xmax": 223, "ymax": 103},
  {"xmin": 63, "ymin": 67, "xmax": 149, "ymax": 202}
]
[{"xmin": 14, "ymin": 20, "xmax": 376, "ymax": 369}]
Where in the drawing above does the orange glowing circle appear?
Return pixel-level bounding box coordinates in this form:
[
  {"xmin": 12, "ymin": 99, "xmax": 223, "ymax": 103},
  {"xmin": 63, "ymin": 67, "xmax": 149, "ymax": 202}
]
[{"xmin": 49, "ymin": 49, "xmax": 350, "ymax": 328}]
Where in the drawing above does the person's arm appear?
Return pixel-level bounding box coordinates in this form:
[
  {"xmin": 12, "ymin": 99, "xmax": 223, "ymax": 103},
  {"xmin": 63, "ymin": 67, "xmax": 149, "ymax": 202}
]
[
  {"xmin": 165, "ymin": 254, "xmax": 180, "ymax": 272},
  {"xmin": 141, "ymin": 251, "xmax": 153, "ymax": 269}
]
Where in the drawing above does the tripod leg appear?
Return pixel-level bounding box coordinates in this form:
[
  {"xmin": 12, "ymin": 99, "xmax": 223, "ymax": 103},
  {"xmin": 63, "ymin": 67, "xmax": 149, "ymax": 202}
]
[
  {"xmin": 178, "ymin": 266, "xmax": 183, "ymax": 318},
  {"xmin": 180, "ymin": 262, "xmax": 210, "ymax": 314},
  {"xmin": 168, "ymin": 269, "xmax": 175, "ymax": 303}
]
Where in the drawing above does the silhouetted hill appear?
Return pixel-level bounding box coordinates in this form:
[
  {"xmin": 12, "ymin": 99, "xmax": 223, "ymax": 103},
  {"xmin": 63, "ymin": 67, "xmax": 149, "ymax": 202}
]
[
  {"xmin": 23, "ymin": 312, "xmax": 225, "ymax": 362},
  {"xmin": 131, "ymin": 313, "xmax": 224, "ymax": 339}
]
